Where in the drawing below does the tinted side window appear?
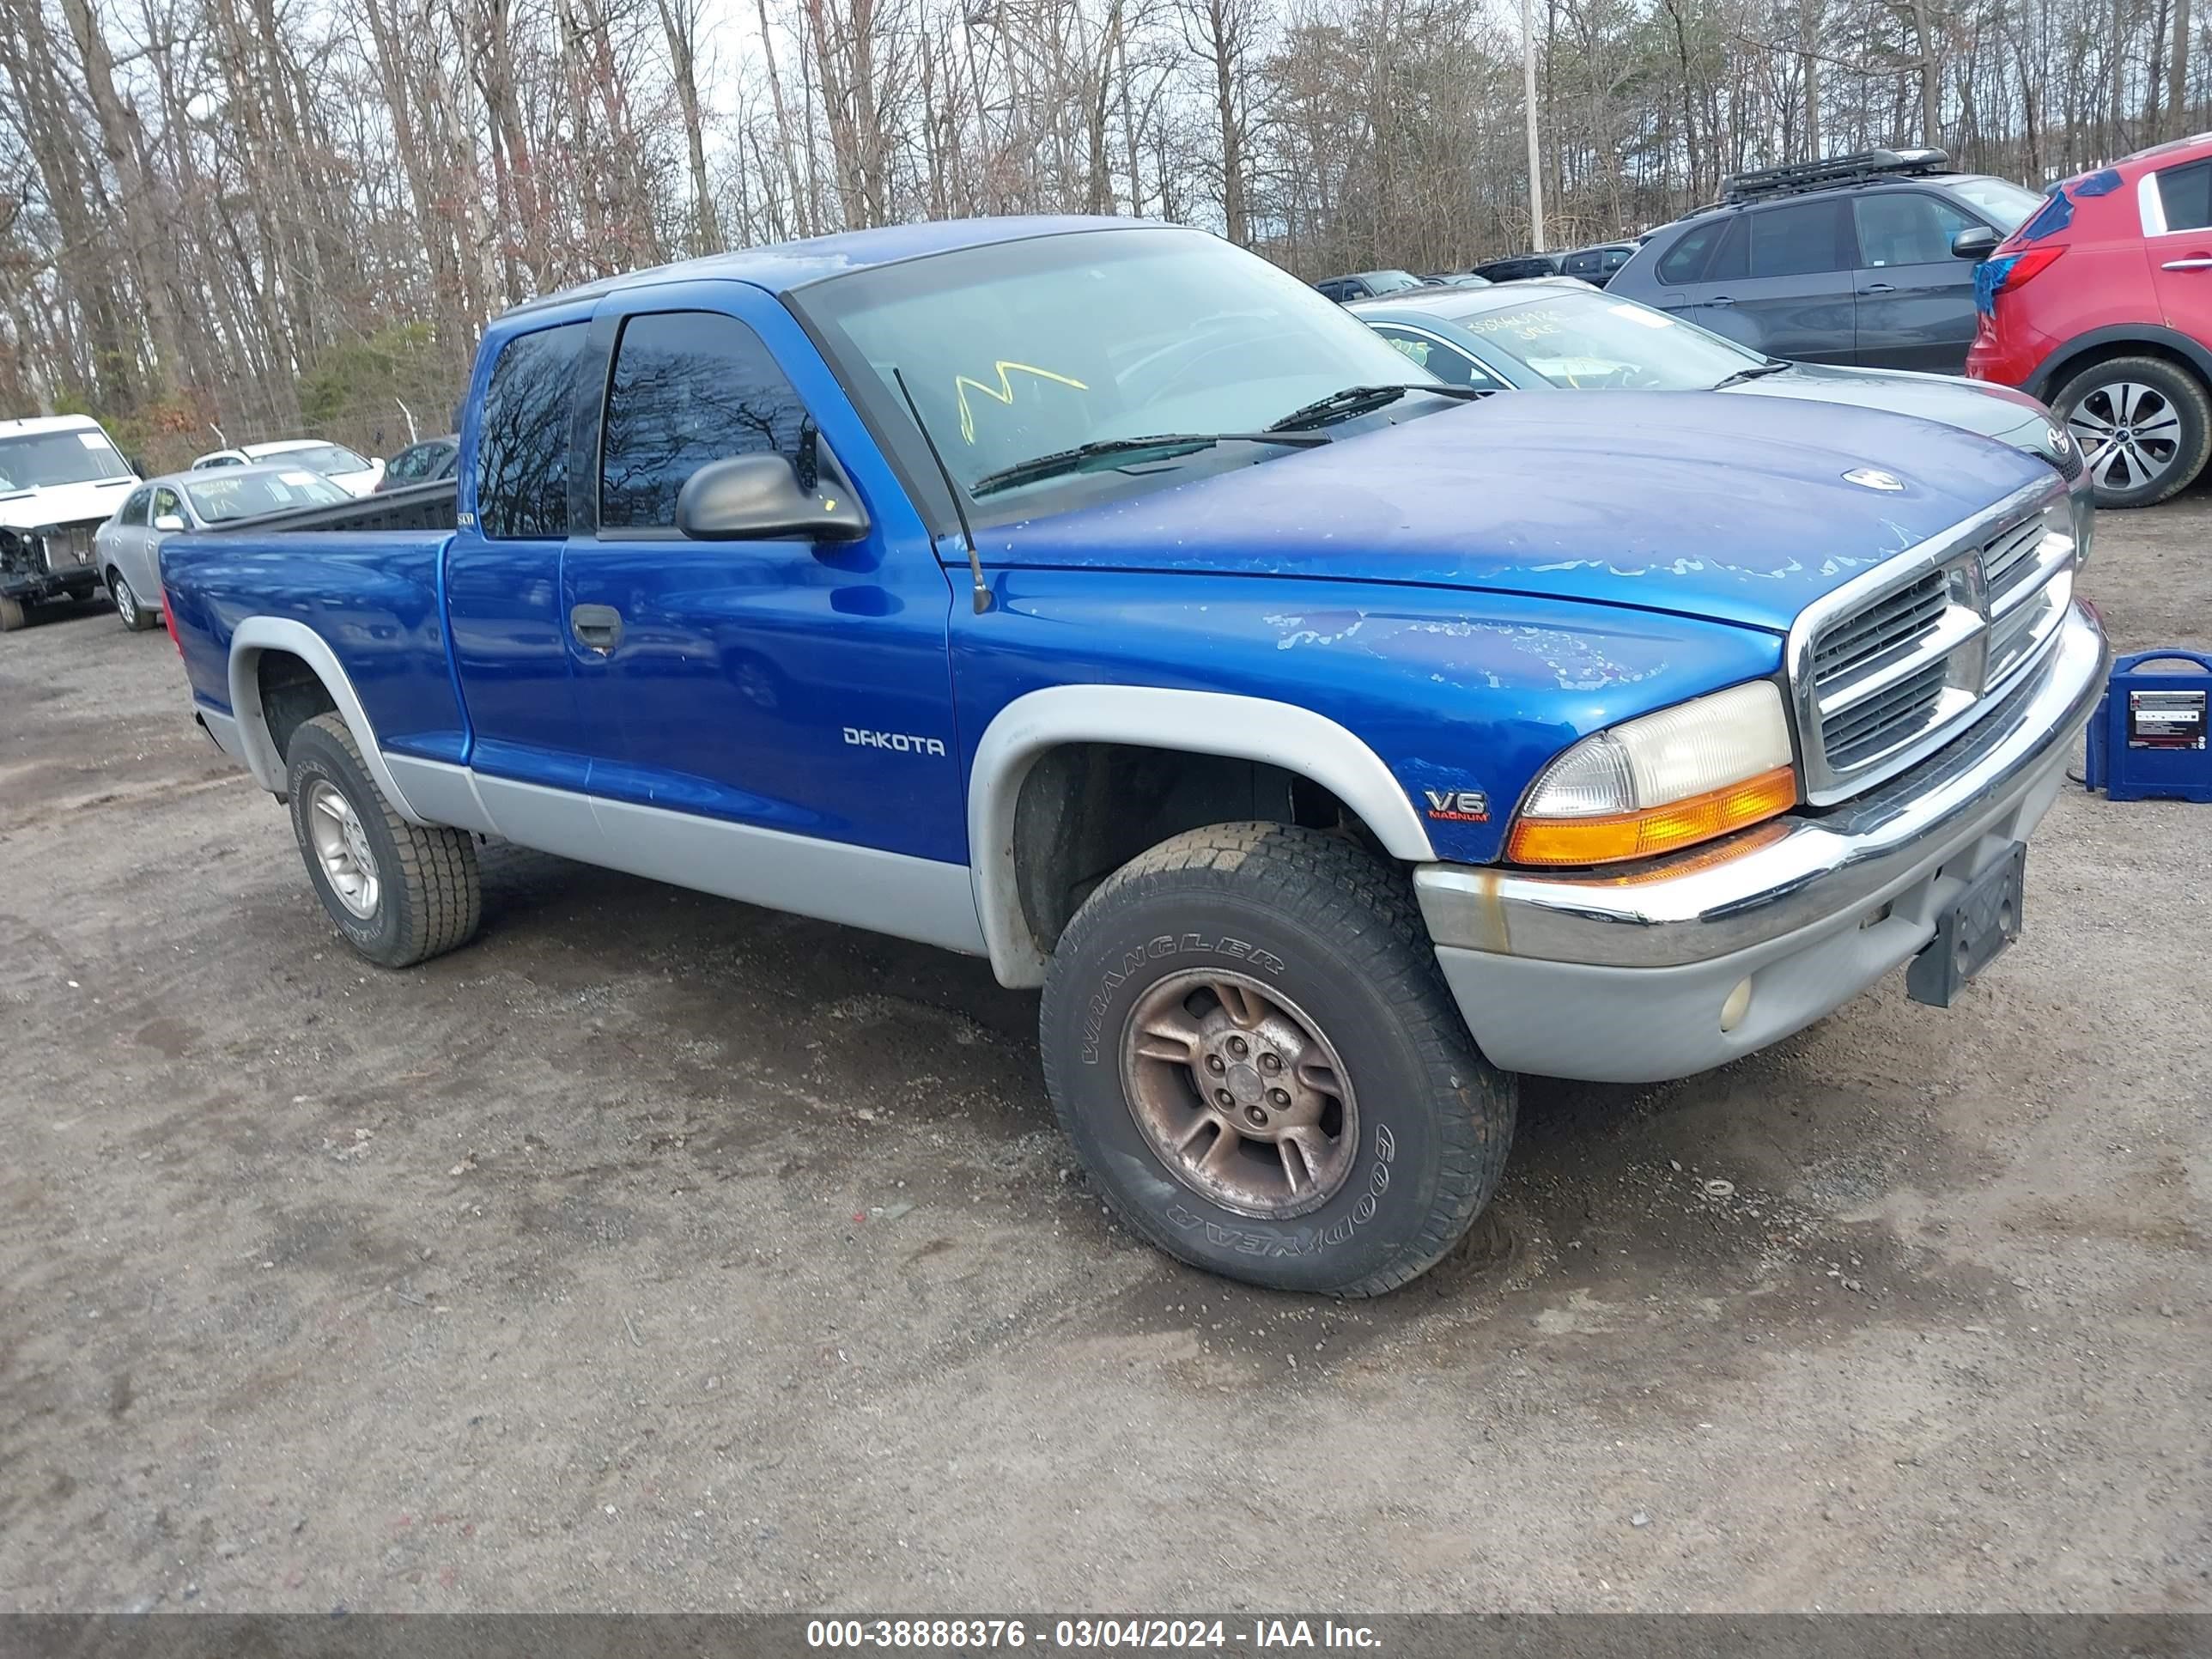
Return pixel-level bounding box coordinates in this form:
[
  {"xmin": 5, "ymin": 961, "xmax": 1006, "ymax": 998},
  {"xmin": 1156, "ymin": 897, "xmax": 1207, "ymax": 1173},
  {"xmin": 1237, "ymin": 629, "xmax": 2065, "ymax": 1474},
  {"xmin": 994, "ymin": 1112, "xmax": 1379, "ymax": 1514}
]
[
  {"xmin": 599, "ymin": 311, "xmax": 811, "ymax": 531},
  {"xmin": 1564, "ymin": 252, "xmax": 1600, "ymax": 278},
  {"xmin": 1855, "ymin": 192, "xmax": 1976, "ymax": 265},
  {"xmin": 477, "ymin": 321, "xmax": 586, "ymax": 539},
  {"xmin": 119, "ymin": 489, "xmax": 149, "ymax": 526},
  {"xmin": 1656, "ymin": 219, "xmax": 1729, "ymax": 283},
  {"xmin": 1747, "ymin": 200, "xmax": 1852, "ymax": 277},
  {"xmin": 2159, "ymin": 160, "xmax": 2212, "ymax": 231}
]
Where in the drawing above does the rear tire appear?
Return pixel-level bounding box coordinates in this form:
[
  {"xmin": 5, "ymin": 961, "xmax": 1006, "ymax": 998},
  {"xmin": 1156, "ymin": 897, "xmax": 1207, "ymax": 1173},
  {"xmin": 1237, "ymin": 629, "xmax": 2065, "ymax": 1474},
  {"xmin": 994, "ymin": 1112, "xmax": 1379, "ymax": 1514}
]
[
  {"xmin": 2054, "ymin": 355, "xmax": 2212, "ymax": 507},
  {"xmin": 284, "ymin": 712, "xmax": 481, "ymax": 968},
  {"xmin": 1038, "ymin": 822, "xmax": 1516, "ymax": 1296},
  {"xmin": 0, "ymin": 595, "xmax": 26, "ymax": 632},
  {"xmin": 107, "ymin": 569, "xmax": 156, "ymax": 631}
]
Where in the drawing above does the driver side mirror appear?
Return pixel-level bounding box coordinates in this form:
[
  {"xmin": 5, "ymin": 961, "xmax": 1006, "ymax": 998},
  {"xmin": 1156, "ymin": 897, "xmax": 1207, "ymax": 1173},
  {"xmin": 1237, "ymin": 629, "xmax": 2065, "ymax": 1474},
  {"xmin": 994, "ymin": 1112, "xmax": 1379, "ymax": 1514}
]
[
  {"xmin": 152, "ymin": 513, "xmax": 185, "ymax": 532},
  {"xmin": 1950, "ymin": 226, "xmax": 2002, "ymax": 261},
  {"xmin": 676, "ymin": 453, "xmax": 869, "ymax": 544}
]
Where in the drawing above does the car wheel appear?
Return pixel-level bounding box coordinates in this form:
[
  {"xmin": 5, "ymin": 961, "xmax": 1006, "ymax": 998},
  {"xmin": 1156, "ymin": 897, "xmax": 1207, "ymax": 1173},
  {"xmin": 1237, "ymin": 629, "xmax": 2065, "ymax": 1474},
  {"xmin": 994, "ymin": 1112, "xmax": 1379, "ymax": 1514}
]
[
  {"xmin": 0, "ymin": 595, "xmax": 24, "ymax": 632},
  {"xmin": 1038, "ymin": 822, "xmax": 1517, "ymax": 1296},
  {"xmin": 284, "ymin": 712, "xmax": 481, "ymax": 968},
  {"xmin": 2055, "ymin": 355, "xmax": 2212, "ymax": 507},
  {"xmin": 107, "ymin": 568, "xmax": 156, "ymax": 631}
]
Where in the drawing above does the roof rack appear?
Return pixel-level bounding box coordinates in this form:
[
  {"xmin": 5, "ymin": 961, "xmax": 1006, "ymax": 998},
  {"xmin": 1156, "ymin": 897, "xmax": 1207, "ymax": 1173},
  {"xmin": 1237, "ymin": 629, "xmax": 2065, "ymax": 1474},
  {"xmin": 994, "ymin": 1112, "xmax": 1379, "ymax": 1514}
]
[{"xmin": 1721, "ymin": 148, "xmax": 1951, "ymax": 203}]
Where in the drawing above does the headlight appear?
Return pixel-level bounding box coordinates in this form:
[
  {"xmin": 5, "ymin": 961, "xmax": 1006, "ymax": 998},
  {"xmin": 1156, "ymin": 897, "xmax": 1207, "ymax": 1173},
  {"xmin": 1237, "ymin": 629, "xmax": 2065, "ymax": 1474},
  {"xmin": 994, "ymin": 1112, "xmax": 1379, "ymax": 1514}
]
[{"xmin": 1506, "ymin": 680, "xmax": 1797, "ymax": 866}]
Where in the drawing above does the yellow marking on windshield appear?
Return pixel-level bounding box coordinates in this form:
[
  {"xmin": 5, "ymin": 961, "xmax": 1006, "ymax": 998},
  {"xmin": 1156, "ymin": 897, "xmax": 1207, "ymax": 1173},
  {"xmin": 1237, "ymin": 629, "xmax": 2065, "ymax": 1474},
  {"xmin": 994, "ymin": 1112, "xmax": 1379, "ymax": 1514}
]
[{"xmin": 955, "ymin": 362, "xmax": 1090, "ymax": 442}]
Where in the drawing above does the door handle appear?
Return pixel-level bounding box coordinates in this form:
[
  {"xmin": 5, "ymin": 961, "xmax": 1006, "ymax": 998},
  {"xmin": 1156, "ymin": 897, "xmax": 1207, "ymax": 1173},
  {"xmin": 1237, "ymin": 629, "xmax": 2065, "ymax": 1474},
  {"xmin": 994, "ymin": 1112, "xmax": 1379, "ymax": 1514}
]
[
  {"xmin": 1859, "ymin": 282, "xmax": 1896, "ymax": 294},
  {"xmin": 570, "ymin": 603, "xmax": 623, "ymax": 654},
  {"xmin": 1707, "ymin": 295, "xmax": 1735, "ymax": 307},
  {"xmin": 2160, "ymin": 256, "xmax": 2212, "ymax": 270}
]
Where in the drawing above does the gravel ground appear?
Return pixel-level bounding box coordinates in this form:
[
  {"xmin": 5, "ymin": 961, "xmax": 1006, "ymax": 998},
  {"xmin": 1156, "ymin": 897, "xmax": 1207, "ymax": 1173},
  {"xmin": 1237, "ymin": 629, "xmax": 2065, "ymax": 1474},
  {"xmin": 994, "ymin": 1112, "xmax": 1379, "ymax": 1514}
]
[{"xmin": 0, "ymin": 501, "xmax": 2205, "ymax": 1614}]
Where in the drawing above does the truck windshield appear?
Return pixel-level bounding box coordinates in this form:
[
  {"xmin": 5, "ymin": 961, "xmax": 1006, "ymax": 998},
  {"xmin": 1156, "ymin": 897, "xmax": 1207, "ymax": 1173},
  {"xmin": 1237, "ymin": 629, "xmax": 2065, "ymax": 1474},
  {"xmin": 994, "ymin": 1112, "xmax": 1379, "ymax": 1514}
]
[
  {"xmin": 1431, "ymin": 289, "xmax": 1765, "ymax": 389},
  {"xmin": 793, "ymin": 227, "xmax": 1455, "ymax": 520},
  {"xmin": 0, "ymin": 428, "xmax": 133, "ymax": 491},
  {"xmin": 186, "ymin": 468, "xmax": 350, "ymax": 521}
]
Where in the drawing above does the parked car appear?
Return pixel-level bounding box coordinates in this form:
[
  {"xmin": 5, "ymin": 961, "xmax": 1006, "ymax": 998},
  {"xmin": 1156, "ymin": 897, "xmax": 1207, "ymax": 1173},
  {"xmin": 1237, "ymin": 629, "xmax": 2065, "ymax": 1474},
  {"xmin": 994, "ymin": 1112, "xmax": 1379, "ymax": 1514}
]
[
  {"xmin": 376, "ymin": 434, "xmax": 459, "ymax": 491},
  {"xmin": 1313, "ymin": 270, "xmax": 1428, "ymax": 301},
  {"xmin": 161, "ymin": 216, "xmax": 2104, "ymax": 1297},
  {"xmin": 1559, "ymin": 241, "xmax": 1638, "ymax": 287},
  {"xmin": 1611, "ymin": 148, "xmax": 2045, "ymax": 372},
  {"xmin": 95, "ymin": 464, "xmax": 352, "ymax": 631},
  {"xmin": 191, "ymin": 439, "xmax": 386, "ymax": 496},
  {"xmin": 1966, "ymin": 133, "xmax": 2212, "ymax": 506},
  {"xmin": 1468, "ymin": 252, "xmax": 1565, "ymax": 283},
  {"xmin": 0, "ymin": 414, "xmax": 140, "ymax": 631},
  {"xmin": 1348, "ymin": 279, "xmax": 2091, "ymax": 536}
]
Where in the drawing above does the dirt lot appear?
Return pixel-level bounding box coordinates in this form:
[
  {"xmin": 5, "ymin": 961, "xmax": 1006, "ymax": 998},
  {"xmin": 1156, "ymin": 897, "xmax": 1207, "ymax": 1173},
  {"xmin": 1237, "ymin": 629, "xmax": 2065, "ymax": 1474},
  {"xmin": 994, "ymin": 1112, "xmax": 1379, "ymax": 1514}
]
[{"xmin": 0, "ymin": 504, "xmax": 2206, "ymax": 1616}]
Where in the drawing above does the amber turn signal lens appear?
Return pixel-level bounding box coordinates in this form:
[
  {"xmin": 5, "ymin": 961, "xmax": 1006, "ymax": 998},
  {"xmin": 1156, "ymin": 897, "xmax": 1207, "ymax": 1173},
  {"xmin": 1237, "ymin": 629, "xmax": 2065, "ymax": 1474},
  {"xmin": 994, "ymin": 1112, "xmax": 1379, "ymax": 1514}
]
[{"xmin": 1506, "ymin": 765, "xmax": 1798, "ymax": 867}]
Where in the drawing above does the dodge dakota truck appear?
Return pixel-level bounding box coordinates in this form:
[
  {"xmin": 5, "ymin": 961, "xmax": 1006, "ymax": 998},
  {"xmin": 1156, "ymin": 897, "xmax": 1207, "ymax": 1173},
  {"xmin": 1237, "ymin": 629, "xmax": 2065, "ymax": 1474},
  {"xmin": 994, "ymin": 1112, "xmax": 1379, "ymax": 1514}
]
[{"xmin": 160, "ymin": 217, "xmax": 2109, "ymax": 1296}]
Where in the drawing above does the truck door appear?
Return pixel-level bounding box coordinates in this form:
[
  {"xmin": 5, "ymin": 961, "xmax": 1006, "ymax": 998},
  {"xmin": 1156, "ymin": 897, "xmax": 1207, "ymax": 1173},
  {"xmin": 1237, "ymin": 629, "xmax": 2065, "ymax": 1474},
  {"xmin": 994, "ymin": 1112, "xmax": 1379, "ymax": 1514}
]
[
  {"xmin": 560, "ymin": 281, "xmax": 964, "ymax": 870},
  {"xmin": 444, "ymin": 315, "xmax": 592, "ymax": 789}
]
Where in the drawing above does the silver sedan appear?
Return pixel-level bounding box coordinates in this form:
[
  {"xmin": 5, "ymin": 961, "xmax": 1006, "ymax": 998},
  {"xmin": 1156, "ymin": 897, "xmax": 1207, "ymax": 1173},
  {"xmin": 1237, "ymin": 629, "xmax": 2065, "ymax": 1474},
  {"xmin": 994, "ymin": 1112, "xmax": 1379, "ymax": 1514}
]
[{"xmin": 94, "ymin": 465, "xmax": 351, "ymax": 631}]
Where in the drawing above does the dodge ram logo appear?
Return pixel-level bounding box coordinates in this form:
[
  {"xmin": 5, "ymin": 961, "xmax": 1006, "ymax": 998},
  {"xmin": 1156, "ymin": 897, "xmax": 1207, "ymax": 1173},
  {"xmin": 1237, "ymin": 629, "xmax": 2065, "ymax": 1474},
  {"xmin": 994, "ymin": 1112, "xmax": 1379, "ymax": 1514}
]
[{"xmin": 1842, "ymin": 467, "xmax": 1905, "ymax": 492}]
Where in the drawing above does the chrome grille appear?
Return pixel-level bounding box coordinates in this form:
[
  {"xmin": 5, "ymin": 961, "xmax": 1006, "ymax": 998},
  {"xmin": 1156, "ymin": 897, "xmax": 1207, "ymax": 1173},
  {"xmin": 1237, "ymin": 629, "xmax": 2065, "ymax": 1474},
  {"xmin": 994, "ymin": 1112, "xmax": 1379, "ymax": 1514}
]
[
  {"xmin": 1789, "ymin": 483, "xmax": 2079, "ymax": 805},
  {"xmin": 1811, "ymin": 569, "xmax": 1946, "ymax": 687}
]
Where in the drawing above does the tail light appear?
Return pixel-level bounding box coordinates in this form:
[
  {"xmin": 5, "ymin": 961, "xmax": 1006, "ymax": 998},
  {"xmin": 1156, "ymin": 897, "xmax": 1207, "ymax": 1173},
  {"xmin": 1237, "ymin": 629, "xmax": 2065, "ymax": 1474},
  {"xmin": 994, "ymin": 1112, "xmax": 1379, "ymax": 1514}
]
[
  {"xmin": 160, "ymin": 586, "xmax": 182, "ymax": 654},
  {"xmin": 1974, "ymin": 246, "xmax": 2065, "ymax": 315}
]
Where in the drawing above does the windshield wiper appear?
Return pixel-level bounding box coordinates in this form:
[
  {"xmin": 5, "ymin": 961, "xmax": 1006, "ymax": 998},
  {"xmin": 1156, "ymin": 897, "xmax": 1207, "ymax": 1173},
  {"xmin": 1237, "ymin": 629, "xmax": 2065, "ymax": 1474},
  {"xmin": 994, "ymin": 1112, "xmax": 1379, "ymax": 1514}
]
[
  {"xmin": 969, "ymin": 432, "xmax": 1328, "ymax": 498},
  {"xmin": 1265, "ymin": 382, "xmax": 1492, "ymax": 433},
  {"xmin": 1711, "ymin": 359, "xmax": 1793, "ymax": 389}
]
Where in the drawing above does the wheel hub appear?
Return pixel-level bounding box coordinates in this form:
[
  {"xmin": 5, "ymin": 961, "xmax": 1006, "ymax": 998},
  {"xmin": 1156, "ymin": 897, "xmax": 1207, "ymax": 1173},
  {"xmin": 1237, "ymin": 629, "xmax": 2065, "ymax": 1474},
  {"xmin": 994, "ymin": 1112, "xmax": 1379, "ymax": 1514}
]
[
  {"xmin": 1121, "ymin": 969, "xmax": 1359, "ymax": 1220},
  {"xmin": 305, "ymin": 778, "xmax": 380, "ymax": 920}
]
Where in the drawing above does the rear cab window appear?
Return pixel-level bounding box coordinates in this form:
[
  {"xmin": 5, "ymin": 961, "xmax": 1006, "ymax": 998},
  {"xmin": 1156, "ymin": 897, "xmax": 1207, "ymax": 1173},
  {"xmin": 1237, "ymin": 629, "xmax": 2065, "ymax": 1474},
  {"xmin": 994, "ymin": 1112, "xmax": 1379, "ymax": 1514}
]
[{"xmin": 476, "ymin": 321, "xmax": 587, "ymax": 539}]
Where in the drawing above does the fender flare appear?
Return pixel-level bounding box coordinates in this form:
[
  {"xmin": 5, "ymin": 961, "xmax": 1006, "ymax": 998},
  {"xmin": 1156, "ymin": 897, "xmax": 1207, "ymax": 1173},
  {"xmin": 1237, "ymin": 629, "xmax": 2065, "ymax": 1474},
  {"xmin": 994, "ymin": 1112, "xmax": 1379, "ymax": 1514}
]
[
  {"xmin": 2027, "ymin": 324, "xmax": 2212, "ymax": 402},
  {"xmin": 226, "ymin": 617, "xmax": 430, "ymax": 824},
  {"xmin": 967, "ymin": 685, "xmax": 1436, "ymax": 987}
]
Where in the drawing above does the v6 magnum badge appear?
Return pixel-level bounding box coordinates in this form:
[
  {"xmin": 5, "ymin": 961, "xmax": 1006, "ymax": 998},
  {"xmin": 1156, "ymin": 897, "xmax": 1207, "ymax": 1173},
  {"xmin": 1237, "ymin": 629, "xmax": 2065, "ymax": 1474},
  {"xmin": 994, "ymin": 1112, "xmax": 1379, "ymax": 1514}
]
[{"xmin": 1422, "ymin": 788, "xmax": 1490, "ymax": 823}]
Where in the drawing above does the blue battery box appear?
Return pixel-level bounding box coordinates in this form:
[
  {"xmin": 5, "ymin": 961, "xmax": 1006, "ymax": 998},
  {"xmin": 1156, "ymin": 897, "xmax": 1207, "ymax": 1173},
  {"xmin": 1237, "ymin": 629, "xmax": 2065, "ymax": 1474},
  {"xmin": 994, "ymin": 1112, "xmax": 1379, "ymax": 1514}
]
[{"xmin": 2083, "ymin": 649, "xmax": 2212, "ymax": 802}]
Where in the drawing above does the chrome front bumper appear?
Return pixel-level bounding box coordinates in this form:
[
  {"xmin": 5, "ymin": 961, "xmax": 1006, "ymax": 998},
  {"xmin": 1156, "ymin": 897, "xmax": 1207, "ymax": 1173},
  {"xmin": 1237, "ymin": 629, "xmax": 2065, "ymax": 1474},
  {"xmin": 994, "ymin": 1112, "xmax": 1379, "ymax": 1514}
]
[{"xmin": 1415, "ymin": 600, "xmax": 2108, "ymax": 1081}]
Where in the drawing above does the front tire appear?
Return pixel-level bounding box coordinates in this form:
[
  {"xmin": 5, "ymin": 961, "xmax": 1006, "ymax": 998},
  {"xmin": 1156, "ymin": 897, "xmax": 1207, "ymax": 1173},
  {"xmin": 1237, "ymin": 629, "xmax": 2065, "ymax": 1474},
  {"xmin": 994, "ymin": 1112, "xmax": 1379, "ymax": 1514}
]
[
  {"xmin": 107, "ymin": 568, "xmax": 156, "ymax": 631},
  {"xmin": 2054, "ymin": 355, "xmax": 2212, "ymax": 507},
  {"xmin": 0, "ymin": 595, "xmax": 26, "ymax": 632},
  {"xmin": 284, "ymin": 712, "xmax": 481, "ymax": 968},
  {"xmin": 1039, "ymin": 823, "xmax": 1516, "ymax": 1296}
]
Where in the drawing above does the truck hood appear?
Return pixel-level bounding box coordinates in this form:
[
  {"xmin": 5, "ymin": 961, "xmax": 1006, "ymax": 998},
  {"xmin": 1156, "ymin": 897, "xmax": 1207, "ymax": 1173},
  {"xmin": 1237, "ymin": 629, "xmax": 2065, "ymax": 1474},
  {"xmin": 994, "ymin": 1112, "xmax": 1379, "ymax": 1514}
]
[
  {"xmin": 986, "ymin": 392, "xmax": 2054, "ymax": 635},
  {"xmin": 0, "ymin": 476, "xmax": 137, "ymax": 532}
]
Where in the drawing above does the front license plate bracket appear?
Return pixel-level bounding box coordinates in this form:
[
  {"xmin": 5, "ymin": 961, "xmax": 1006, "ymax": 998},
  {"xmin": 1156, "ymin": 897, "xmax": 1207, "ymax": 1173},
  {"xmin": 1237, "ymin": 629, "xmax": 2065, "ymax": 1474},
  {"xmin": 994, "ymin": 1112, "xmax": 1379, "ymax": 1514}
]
[{"xmin": 1906, "ymin": 842, "xmax": 2027, "ymax": 1009}]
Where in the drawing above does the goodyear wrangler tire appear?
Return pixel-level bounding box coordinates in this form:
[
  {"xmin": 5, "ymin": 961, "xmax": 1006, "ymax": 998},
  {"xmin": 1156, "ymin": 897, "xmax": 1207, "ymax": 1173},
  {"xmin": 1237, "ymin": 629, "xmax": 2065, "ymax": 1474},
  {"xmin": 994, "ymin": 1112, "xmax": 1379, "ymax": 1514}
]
[
  {"xmin": 284, "ymin": 712, "xmax": 481, "ymax": 969},
  {"xmin": 1039, "ymin": 822, "xmax": 1516, "ymax": 1296}
]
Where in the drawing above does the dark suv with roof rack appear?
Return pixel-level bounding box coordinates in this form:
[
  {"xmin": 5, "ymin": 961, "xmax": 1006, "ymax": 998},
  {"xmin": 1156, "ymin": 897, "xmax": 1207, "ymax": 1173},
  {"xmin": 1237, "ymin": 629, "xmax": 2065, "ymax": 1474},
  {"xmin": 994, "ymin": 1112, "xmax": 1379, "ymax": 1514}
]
[{"xmin": 1609, "ymin": 149, "xmax": 2046, "ymax": 372}]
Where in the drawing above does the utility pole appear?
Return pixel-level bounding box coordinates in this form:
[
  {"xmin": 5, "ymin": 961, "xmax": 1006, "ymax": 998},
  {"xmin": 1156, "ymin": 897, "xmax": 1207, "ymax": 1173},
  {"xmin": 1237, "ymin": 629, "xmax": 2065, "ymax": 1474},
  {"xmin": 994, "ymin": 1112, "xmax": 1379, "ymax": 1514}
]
[{"xmin": 1521, "ymin": 0, "xmax": 1545, "ymax": 250}]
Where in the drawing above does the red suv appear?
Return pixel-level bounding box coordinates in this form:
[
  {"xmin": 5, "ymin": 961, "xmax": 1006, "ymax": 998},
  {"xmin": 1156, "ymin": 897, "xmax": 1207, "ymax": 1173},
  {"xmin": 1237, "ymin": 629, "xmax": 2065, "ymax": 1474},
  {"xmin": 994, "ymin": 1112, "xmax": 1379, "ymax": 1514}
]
[{"xmin": 1968, "ymin": 131, "xmax": 2212, "ymax": 506}]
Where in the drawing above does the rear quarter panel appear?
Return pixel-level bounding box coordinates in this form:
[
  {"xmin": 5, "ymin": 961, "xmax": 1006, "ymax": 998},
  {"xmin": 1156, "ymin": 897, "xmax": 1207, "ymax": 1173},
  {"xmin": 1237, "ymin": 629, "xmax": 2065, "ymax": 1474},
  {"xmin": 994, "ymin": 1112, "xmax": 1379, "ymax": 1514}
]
[{"xmin": 162, "ymin": 528, "xmax": 466, "ymax": 758}]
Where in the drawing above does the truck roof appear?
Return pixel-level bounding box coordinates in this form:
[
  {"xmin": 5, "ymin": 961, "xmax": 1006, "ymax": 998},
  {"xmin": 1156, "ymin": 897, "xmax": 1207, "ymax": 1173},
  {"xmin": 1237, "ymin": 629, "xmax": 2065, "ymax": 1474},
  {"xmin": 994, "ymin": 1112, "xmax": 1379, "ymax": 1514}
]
[
  {"xmin": 504, "ymin": 216, "xmax": 1145, "ymax": 318},
  {"xmin": 0, "ymin": 414, "xmax": 105, "ymax": 437}
]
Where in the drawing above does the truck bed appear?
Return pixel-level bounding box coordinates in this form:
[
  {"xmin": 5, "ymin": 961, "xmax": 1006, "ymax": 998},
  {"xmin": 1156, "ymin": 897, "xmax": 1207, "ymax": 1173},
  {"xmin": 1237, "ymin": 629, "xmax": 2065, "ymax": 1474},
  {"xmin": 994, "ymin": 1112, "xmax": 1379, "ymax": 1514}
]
[{"xmin": 201, "ymin": 477, "xmax": 457, "ymax": 535}]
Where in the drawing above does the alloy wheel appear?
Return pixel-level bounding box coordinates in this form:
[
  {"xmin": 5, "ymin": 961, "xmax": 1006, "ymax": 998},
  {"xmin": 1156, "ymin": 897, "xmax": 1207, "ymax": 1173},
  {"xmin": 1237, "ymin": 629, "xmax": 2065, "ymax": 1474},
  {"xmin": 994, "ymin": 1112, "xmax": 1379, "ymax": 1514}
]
[
  {"xmin": 2067, "ymin": 380, "xmax": 2184, "ymax": 493},
  {"xmin": 1121, "ymin": 969, "xmax": 1359, "ymax": 1220}
]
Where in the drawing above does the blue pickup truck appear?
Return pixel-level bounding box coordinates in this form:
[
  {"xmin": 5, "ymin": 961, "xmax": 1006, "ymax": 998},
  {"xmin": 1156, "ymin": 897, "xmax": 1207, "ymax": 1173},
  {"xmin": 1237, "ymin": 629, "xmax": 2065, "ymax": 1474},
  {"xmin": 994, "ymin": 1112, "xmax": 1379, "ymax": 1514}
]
[{"xmin": 161, "ymin": 216, "xmax": 2107, "ymax": 1295}]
